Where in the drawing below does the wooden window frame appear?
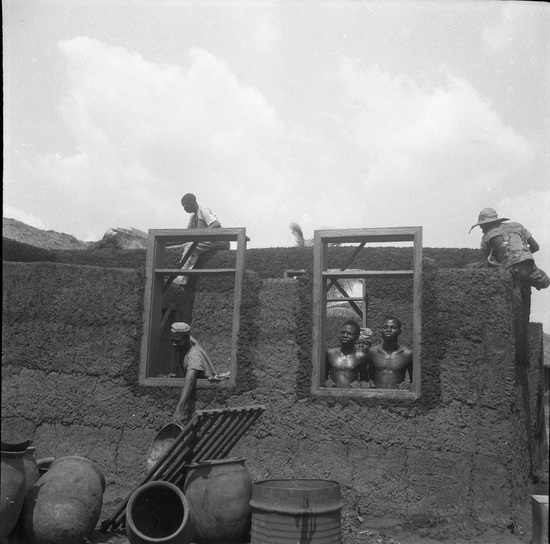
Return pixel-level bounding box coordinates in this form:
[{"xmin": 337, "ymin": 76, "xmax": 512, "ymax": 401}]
[
  {"xmin": 311, "ymin": 227, "xmax": 422, "ymax": 399},
  {"xmin": 139, "ymin": 228, "xmax": 248, "ymax": 389}
]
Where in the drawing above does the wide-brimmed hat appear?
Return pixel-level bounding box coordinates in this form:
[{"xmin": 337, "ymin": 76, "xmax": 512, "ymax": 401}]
[{"xmin": 469, "ymin": 208, "xmax": 509, "ymax": 233}]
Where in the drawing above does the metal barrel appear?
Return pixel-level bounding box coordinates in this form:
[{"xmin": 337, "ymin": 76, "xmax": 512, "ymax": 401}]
[{"xmin": 250, "ymin": 479, "xmax": 342, "ymax": 544}]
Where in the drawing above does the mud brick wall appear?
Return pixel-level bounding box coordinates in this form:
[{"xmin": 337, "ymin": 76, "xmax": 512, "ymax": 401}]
[{"xmin": 1, "ymin": 252, "xmax": 540, "ymax": 531}]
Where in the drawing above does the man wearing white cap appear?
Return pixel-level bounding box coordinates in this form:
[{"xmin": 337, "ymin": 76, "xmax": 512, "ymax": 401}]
[
  {"xmin": 470, "ymin": 208, "xmax": 549, "ymax": 290},
  {"xmin": 170, "ymin": 322, "xmax": 216, "ymax": 425}
]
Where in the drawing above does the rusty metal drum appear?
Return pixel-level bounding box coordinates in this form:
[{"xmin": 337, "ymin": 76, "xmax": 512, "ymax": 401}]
[
  {"xmin": 184, "ymin": 457, "xmax": 252, "ymax": 544},
  {"xmin": 250, "ymin": 479, "xmax": 343, "ymax": 544}
]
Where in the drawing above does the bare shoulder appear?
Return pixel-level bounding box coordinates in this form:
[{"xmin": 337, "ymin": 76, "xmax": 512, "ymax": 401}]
[{"xmin": 403, "ymin": 346, "xmax": 413, "ymax": 360}]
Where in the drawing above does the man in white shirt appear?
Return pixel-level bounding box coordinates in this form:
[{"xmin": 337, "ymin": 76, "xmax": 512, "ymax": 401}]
[
  {"xmin": 174, "ymin": 193, "xmax": 230, "ymax": 286},
  {"xmin": 170, "ymin": 322, "xmax": 216, "ymax": 424}
]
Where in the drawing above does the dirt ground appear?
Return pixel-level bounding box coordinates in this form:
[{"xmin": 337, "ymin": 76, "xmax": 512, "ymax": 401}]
[{"xmin": 83, "ymin": 483, "xmax": 544, "ymax": 544}]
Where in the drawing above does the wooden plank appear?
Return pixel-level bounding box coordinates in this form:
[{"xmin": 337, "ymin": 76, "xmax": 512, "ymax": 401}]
[
  {"xmin": 323, "ymin": 270, "xmax": 414, "ymax": 278},
  {"xmin": 198, "ymin": 410, "xmax": 251, "ymax": 460},
  {"xmin": 328, "ymin": 279, "xmax": 362, "ymax": 319},
  {"xmin": 411, "ymin": 227, "xmax": 423, "ymax": 398},
  {"xmin": 311, "ymin": 231, "xmax": 325, "ymax": 392},
  {"xmin": 327, "ymin": 297, "xmax": 365, "ymax": 302},
  {"xmin": 215, "ymin": 409, "xmax": 264, "ymax": 458},
  {"xmin": 159, "ymin": 305, "xmax": 176, "ymax": 332},
  {"xmin": 317, "ymin": 227, "xmax": 420, "ymax": 244},
  {"xmin": 157, "ymin": 268, "xmax": 237, "ymax": 276},
  {"xmin": 193, "ymin": 411, "xmax": 241, "ymax": 456},
  {"xmin": 231, "ymin": 229, "xmax": 247, "ymax": 389},
  {"xmin": 139, "ymin": 233, "xmax": 166, "ymax": 384},
  {"xmin": 163, "ymin": 241, "xmax": 200, "ymax": 290},
  {"xmin": 177, "ymin": 241, "xmax": 199, "ymax": 267},
  {"xmin": 148, "ymin": 228, "xmax": 249, "ymax": 243},
  {"xmin": 312, "ymin": 388, "xmax": 418, "ymax": 400},
  {"xmin": 140, "ymin": 377, "xmax": 235, "ymax": 388}
]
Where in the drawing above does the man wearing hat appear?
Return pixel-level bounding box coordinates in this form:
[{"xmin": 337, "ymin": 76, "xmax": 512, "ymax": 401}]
[
  {"xmin": 470, "ymin": 208, "xmax": 549, "ymax": 290},
  {"xmin": 355, "ymin": 327, "xmax": 373, "ymax": 354},
  {"xmin": 170, "ymin": 322, "xmax": 216, "ymax": 424},
  {"xmin": 173, "ymin": 193, "xmax": 230, "ymax": 287}
]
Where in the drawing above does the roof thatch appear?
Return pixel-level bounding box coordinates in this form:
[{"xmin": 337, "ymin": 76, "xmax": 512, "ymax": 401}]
[{"xmin": 88, "ymin": 228, "xmax": 148, "ymax": 250}]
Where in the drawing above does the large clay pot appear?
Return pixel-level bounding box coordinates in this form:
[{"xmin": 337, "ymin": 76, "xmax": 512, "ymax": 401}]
[
  {"xmin": 126, "ymin": 481, "xmax": 195, "ymax": 544},
  {"xmin": 21, "ymin": 455, "xmax": 106, "ymax": 544},
  {"xmin": 22, "ymin": 447, "xmax": 40, "ymax": 495},
  {"xmin": 183, "ymin": 457, "xmax": 252, "ymax": 544},
  {"xmin": 0, "ymin": 449, "xmax": 27, "ymax": 540}
]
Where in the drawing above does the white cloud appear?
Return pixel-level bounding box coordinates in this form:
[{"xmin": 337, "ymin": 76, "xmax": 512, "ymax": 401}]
[{"xmin": 26, "ymin": 37, "xmax": 288, "ymax": 237}]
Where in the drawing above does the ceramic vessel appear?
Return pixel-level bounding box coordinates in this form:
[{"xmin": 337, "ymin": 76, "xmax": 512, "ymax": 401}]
[
  {"xmin": 126, "ymin": 481, "xmax": 194, "ymax": 544},
  {"xmin": 183, "ymin": 457, "xmax": 252, "ymax": 544},
  {"xmin": 22, "ymin": 447, "xmax": 40, "ymax": 495},
  {"xmin": 0, "ymin": 449, "xmax": 27, "ymax": 540},
  {"xmin": 21, "ymin": 455, "xmax": 105, "ymax": 544}
]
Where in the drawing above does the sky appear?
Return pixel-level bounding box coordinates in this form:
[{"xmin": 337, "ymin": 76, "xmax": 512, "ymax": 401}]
[{"xmin": 3, "ymin": 0, "xmax": 549, "ymax": 328}]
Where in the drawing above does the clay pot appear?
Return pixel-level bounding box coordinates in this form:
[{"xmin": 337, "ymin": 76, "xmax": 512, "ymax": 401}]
[
  {"xmin": 36, "ymin": 457, "xmax": 55, "ymax": 477},
  {"xmin": 22, "ymin": 447, "xmax": 40, "ymax": 495},
  {"xmin": 183, "ymin": 457, "xmax": 252, "ymax": 544},
  {"xmin": 126, "ymin": 481, "xmax": 195, "ymax": 544},
  {"xmin": 0, "ymin": 449, "xmax": 27, "ymax": 540},
  {"xmin": 21, "ymin": 455, "xmax": 106, "ymax": 544}
]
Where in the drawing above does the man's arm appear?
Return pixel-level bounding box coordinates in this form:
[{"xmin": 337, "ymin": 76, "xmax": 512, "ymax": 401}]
[
  {"xmin": 324, "ymin": 351, "xmax": 335, "ymax": 387},
  {"xmin": 398, "ymin": 352, "xmax": 413, "ymax": 390},
  {"xmin": 207, "ymin": 220, "xmax": 221, "ymax": 229},
  {"xmin": 173, "ymin": 369, "xmax": 199, "ymax": 425}
]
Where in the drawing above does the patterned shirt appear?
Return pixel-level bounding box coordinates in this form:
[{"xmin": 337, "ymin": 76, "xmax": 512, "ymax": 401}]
[{"xmin": 481, "ymin": 222, "xmax": 533, "ymax": 268}]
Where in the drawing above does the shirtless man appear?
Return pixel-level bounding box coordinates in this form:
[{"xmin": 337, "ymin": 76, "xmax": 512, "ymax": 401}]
[
  {"xmin": 325, "ymin": 320, "xmax": 369, "ymax": 388},
  {"xmin": 366, "ymin": 317, "xmax": 412, "ymax": 390}
]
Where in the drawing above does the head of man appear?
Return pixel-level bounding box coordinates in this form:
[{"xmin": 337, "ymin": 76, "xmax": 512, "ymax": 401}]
[
  {"xmin": 338, "ymin": 320, "xmax": 360, "ymax": 349},
  {"xmin": 355, "ymin": 327, "xmax": 373, "ymax": 353},
  {"xmin": 381, "ymin": 316, "xmax": 401, "ymax": 342},
  {"xmin": 170, "ymin": 322, "xmax": 192, "ymax": 354},
  {"xmin": 469, "ymin": 208, "xmax": 509, "ymax": 234},
  {"xmin": 181, "ymin": 193, "xmax": 198, "ymax": 214}
]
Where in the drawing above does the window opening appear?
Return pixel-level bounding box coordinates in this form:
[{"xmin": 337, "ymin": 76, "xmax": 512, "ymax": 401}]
[
  {"xmin": 311, "ymin": 227, "xmax": 422, "ymax": 399},
  {"xmin": 139, "ymin": 228, "xmax": 248, "ymax": 388}
]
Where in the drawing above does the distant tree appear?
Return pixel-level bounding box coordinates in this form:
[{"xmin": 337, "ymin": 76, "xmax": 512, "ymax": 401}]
[
  {"xmin": 290, "ymin": 222, "xmax": 364, "ymax": 322},
  {"xmin": 290, "ymin": 222, "xmax": 313, "ymax": 247}
]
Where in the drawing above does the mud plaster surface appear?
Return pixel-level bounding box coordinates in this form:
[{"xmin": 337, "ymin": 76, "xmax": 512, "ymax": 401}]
[{"xmin": 2, "ymin": 250, "xmax": 548, "ymax": 543}]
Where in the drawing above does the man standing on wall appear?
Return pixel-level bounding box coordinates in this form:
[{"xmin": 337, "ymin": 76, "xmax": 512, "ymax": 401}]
[
  {"xmin": 170, "ymin": 322, "xmax": 216, "ymax": 425},
  {"xmin": 469, "ymin": 207, "xmax": 549, "ymax": 290},
  {"xmin": 173, "ymin": 193, "xmax": 230, "ymax": 287},
  {"xmin": 366, "ymin": 317, "xmax": 412, "ymax": 390},
  {"xmin": 325, "ymin": 320, "xmax": 369, "ymax": 388}
]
